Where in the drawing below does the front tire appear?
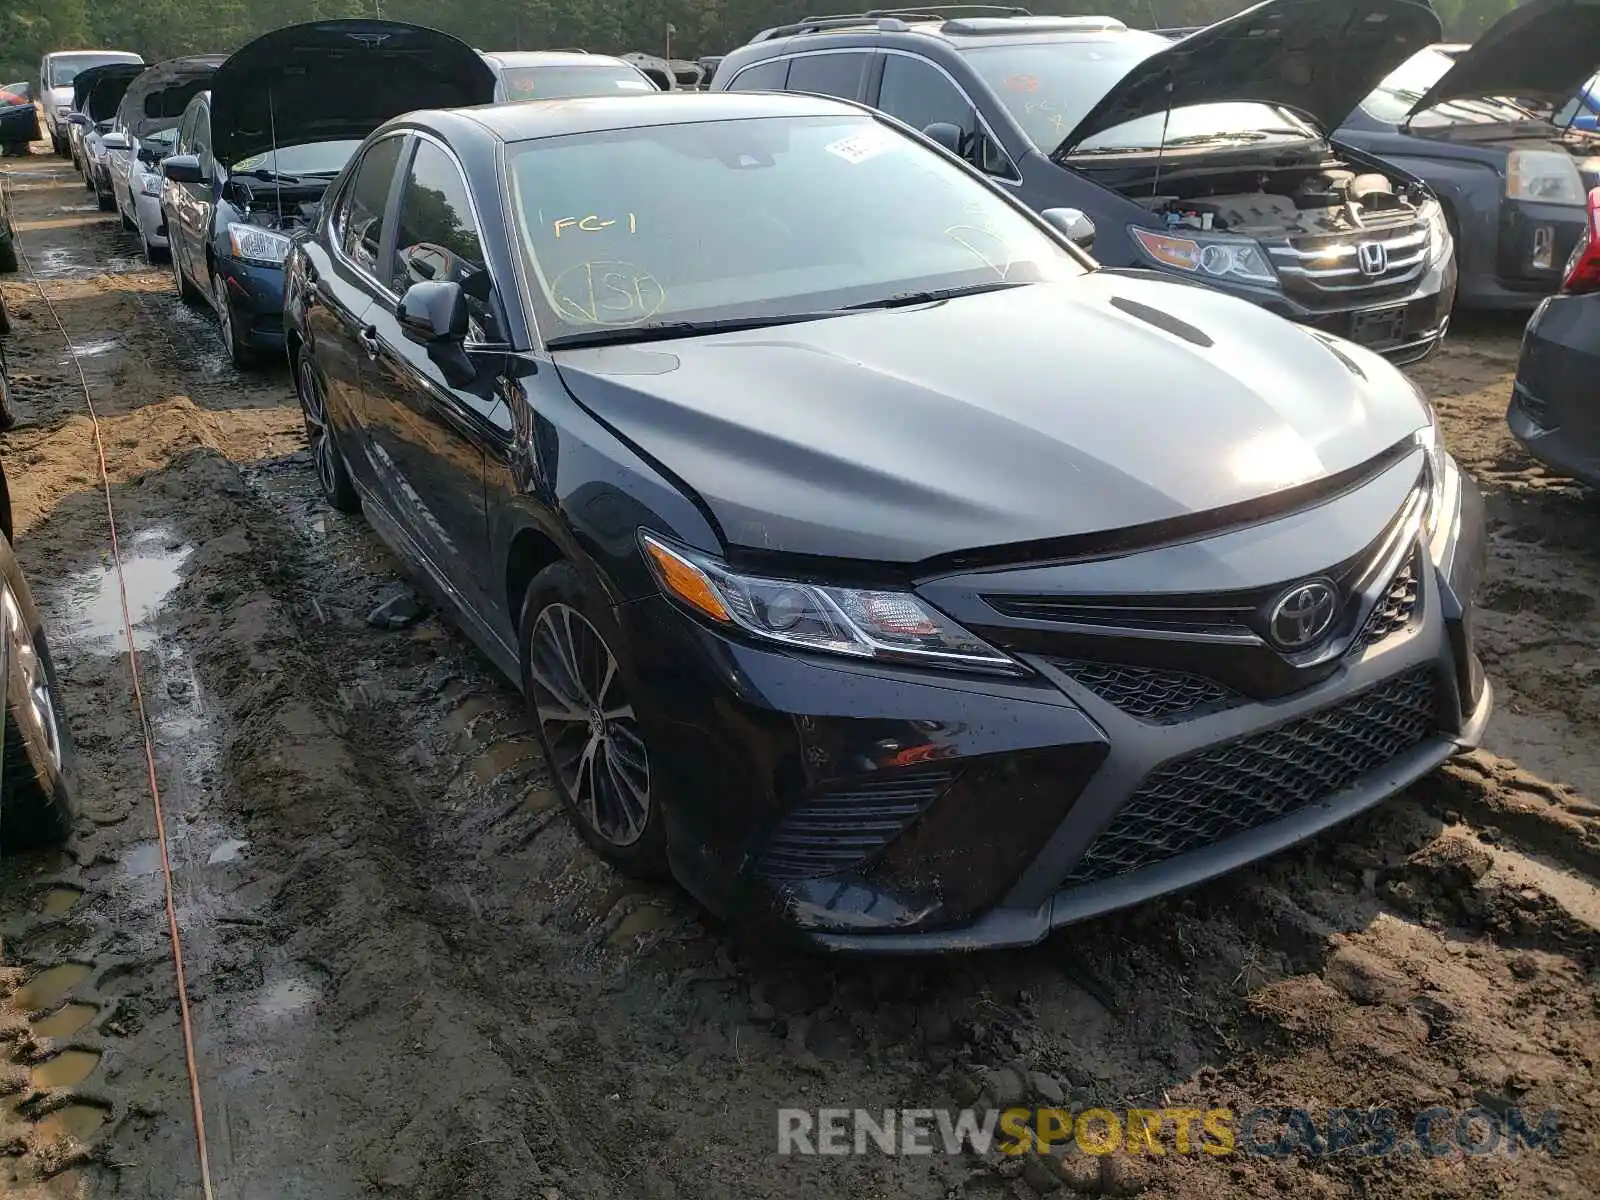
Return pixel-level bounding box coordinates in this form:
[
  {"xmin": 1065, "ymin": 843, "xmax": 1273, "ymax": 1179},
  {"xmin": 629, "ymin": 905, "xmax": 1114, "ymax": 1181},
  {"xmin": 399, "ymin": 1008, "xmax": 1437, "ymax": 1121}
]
[
  {"xmin": 295, "ymin": 353, "xmax": 359, "ymax": 513},
  {"xmin": 521, "ymin": 562, "xmax": 666, "ymax": 878},
  {"xmin": 1, "ymin": 536, "xmax": 75, "ymax": 851},
  {"xmin": 170, "ymin": 237, "xmax": 202, "ymax": 305},
  {"xmin": 213, "ymin": 270, "xmax": 257, "ymax": 370}
]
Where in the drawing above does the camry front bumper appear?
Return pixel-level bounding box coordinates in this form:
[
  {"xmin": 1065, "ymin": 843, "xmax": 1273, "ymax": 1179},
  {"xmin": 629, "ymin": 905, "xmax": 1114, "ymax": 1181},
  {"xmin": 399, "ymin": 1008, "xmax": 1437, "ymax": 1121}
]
[{"xmin": 626, "ymin": 452, "xmax": 1490, "ymax": 952}]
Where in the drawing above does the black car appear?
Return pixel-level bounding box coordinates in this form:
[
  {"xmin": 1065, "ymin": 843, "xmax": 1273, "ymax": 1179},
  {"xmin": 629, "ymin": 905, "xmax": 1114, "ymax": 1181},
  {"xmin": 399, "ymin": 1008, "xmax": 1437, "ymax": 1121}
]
[
  {"xmin": 0, "ymin": 171, "xmax": 16, "ymax": 274},
  {"xmin": 159, "ymin": 20, "xmax": 495, "ymax": 368},
  {"xmin": 284, "ymin": 90, "xmax": 1490, "ymax": 951},
  {"xmin": 0, "ymin": 453, "xmax": 77, "ymax": 851},
  {"xmin": 1337, "ymin": 0, "xmax": 1600, "ymax": 311},
  {"xmin": 711, "ymin": 0, "xmax": 1458, "ymax": 364},
  {"xmin": 1508, "ymin": 186, "xmax": 1600, "ymax": 484},
  {"xmin": 0, "ymin": 82, "xmax": 39, "ymax": 156}
]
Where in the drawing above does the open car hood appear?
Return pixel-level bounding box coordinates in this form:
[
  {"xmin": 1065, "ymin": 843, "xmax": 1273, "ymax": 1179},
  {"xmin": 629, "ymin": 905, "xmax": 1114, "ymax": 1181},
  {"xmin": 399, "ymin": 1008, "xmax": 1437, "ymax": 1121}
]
[
  {"xmin": 121, "ymin": 55, "xmax": 226, "ymax": 140},
  {"xmin": 1405, "ymin": 0, "xmax": 1600, "ymax": 116},
  {"xmin": 211, "ymin": 19, "xmax": 496, "ymax": 167},
  {"xmin": 72, "ymin": 63, "xmax": 144, "ymax": 119},
  {"xmin": 1053, "ymin": 0, "xmax": 1441, "ymax": 158}
]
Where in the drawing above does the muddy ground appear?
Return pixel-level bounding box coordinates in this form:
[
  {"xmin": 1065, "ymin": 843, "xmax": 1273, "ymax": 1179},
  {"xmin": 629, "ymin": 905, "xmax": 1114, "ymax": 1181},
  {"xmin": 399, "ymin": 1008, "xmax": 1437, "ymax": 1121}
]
[{"xmin": 0, "ymin": 137, "xmax": 1597, "ymax": 1200}]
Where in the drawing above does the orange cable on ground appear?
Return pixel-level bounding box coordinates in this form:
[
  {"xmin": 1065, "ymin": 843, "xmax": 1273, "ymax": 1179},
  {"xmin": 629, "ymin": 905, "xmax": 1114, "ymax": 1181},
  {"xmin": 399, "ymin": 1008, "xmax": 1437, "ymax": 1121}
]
[{"xmin": 4, "ymin": 169, "xmax": 218, "ymax": 1200}]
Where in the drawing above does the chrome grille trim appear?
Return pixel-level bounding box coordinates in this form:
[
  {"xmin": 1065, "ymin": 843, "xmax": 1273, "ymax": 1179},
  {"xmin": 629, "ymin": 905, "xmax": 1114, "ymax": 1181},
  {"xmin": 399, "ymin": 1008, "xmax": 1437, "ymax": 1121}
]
[{"xmin": 1268, "ymin": 224, "xmax": 1429, "ymax": 293}]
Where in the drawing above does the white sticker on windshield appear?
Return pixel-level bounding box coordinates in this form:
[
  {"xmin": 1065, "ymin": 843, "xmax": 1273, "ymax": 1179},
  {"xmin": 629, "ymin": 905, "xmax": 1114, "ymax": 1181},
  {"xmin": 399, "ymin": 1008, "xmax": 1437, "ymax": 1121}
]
[
  {"xmin": 824, "ymin": 132, "xmax": 891, "ymax": 165},
  {"xmin": 615, "ymin": 80, "xmax": 651, "ymax": 90}
]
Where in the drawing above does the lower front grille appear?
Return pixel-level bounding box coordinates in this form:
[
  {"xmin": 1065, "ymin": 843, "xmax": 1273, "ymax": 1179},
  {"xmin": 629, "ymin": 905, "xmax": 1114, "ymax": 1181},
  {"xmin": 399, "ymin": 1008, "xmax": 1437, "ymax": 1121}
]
[
  {"xmin": 1061, "ymin": 667, "xmax": 1437, "ymax": 887},
  {"xmin": 1355, "ymin": 553, "xmax": 1420, "ymax": 650},
  {"xmin": 758, "ymin": 768, "xmax": 954, "ymax": 882},
  {"xmin": 1057, "ymin": 660, "xmax": 1239, "ymax": 723}
]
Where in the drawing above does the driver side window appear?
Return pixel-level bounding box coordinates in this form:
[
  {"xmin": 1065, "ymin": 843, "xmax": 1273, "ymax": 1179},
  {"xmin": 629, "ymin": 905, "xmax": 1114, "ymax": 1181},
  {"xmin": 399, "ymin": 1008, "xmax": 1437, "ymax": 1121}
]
[
  {"xmin": 191, "ymin": 107, "xmax": 211, "ymax": 172},
  {"xmin": 877, "ymin": 55, "xmax": 1014, "ymax": 178},
  {"xmin": 388, "ymin": 139, "xmax": 501, "ymax": 343}
]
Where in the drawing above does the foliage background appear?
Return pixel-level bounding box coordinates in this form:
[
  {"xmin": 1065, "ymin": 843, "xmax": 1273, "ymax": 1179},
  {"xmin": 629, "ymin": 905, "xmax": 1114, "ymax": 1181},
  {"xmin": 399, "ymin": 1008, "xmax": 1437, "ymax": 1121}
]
[{"xmin": 1, "ymin": 0, "xmax": 1525, "ymax": 88}]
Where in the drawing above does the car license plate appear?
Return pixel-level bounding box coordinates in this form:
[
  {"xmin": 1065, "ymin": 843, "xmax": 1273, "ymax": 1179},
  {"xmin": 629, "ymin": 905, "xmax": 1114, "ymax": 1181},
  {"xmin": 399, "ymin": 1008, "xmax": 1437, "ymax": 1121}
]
[{"xmin": 1349, "ymin": 305, "xmax": 1407, "ymax": 346}]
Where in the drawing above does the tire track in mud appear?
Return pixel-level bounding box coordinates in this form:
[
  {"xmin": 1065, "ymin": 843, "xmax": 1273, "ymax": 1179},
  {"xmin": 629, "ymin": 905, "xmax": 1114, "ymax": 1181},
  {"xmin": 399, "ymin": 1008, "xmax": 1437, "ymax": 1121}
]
[{"xmin": 2, "ymin": 141, "xmax": 1598, "ymax": 1198}]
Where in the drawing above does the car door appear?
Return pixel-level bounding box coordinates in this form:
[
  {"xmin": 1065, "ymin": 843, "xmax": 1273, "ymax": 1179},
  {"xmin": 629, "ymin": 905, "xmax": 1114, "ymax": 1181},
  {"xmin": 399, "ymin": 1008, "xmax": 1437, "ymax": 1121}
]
[
  {"xmin": 164, "ymin": 103, "xmax": 200, "ymax": 279},
  {"xmin": 359, "ymin": 134, "xmax": 511, "ymax": 617},
  {"xmin": 182, "ymin": 104, "xmax": 217, "ymax": 289},
  {"xmin": 306, "ymin": 132, "xmax": 408, "ymax": 496}
]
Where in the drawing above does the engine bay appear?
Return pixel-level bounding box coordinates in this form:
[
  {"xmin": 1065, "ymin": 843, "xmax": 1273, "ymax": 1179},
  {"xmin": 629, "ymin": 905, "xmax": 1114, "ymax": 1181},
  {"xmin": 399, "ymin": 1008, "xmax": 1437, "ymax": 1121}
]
[
  {"xmin": 1139, "ymin": 166, "xmax": 1426, "ymax": 240},
  {"xmin": 226, "ymin": 178, "xmax": 329, "ymax": 235}
]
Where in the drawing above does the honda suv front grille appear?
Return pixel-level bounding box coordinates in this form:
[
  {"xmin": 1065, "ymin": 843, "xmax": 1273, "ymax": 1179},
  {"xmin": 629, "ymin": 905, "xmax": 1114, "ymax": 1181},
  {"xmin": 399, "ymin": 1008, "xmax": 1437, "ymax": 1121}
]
[
  {"xmin": 1268, "ymin": 221, "xmax": 1429, "ymax": 302},
  {"xmin": 1061, "ymin": 667, "xmax": 1437, "ymax": 887}
]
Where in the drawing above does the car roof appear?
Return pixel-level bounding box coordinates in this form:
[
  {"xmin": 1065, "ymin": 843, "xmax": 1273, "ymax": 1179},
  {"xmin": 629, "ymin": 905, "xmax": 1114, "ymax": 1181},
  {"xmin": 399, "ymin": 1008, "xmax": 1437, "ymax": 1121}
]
[
  {"xmin": 480, "ymin": 50, "xmax": 632, "ymax": 69},
  {"xmin": 47, "ymin": 50, "xmax": 143, "ymax": 62},
  {"xmin": 456, "ymin": 90, "xmax": 860, "ymax": 141},
  {"xmin": 743, "ymin": 12, "xmax": 1129, "ymax": 52}
]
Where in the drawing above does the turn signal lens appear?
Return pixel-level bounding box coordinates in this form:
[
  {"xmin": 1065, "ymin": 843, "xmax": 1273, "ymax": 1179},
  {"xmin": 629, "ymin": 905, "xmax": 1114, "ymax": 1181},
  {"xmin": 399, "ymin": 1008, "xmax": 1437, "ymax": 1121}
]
[
  {"xmin": 641, "ymin": 535, "xmax": 732, "ymax": 623},
  {"xmin": 1131, "ymin": 228, "xmax": 1202, "ymax": 271}
]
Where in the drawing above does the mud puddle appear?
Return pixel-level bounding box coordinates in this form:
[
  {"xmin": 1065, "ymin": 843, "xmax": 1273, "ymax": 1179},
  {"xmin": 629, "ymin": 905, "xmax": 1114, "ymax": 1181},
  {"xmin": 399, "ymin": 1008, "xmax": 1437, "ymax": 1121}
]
[{"xmin": 54, "ymin": 528, "xmax": 191, "ymax": 651}]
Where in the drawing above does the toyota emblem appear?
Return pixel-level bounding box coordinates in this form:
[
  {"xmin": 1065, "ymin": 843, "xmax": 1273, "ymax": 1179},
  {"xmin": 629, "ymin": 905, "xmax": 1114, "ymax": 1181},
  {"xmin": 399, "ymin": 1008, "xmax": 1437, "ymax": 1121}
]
[
  {"xmin": 1357, "ymin": 242, "xmax": 1388, "ymax": 276},
  {"xmin": 1267, "ymin": 581, "xmax": 1338, "ymax": 651}
]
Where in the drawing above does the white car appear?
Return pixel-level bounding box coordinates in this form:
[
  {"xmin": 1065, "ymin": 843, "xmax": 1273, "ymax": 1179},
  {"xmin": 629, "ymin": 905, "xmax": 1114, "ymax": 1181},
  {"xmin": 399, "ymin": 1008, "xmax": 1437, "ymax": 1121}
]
[
  {"xmin": 478, "ymin": 49, "xmax": 659, "ymax": 101},
  {"xmin": 105, "ymin": 56, "xmax": 224, "ymax": 263},
  {"xmin": 38, "ymin": 49, "xmax": 141, "ymax": 158}
]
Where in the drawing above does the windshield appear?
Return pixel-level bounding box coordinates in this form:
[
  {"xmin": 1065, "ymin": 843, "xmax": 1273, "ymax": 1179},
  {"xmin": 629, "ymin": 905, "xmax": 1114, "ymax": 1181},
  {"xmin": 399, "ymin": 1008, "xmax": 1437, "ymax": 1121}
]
[
  {"xmin": 49, "ymin": 55, "xmax": 137, "ymax": 89},
  {"xmin": 1361, "ymin": 47, "xmax": 1540, "ymax": 127},
  {"xmin": 963, "ymin": 40, "xmax": 1316, "ymax": 154},
  {"xmin": 507, "ymin": 114, "xmax": 1084, "ymax": 340},
  {"xmin": 1, "ymin": 83, "xmax": 28, "ymax": 107},
  {"xmin": 500, "ymin": 63, "xmax": 657, "ymax": 100},
  {"xmin": 230, "ymin": 140, "xmax": 363, "ymax": 178}
]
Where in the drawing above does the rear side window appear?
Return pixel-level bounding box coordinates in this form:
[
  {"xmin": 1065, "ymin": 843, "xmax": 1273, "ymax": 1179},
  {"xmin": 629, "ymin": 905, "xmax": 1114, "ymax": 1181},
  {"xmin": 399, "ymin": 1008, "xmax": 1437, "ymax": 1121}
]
[
  {"xmin": 339, "ymin": 136, "xmax": 405, "ymax": 279},
  {"xmin": 785, "ymin": 52, "xmax": 869, "ymax": 101},
  {"xmin": 726, "ymin": 59, "xmax": 789, "ymax": 92}
]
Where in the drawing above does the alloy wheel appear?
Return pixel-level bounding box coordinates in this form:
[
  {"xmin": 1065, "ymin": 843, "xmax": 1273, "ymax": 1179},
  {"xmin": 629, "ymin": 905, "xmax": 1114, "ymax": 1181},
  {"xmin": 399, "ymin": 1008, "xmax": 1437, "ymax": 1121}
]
[
  {"xmin": 528, "ymin": 603, "xmax": 651, "ymax": 847},
  {"xmin": 2, "ymin": 581, "xmax": 63, "ymax": 775},
  {"xmin": 213, "ymin": 273, "xmax": 235, "ymax": 359},
  {"xmin": 297, "ymin": 358, "xmax": 340, "ymax": 500}
]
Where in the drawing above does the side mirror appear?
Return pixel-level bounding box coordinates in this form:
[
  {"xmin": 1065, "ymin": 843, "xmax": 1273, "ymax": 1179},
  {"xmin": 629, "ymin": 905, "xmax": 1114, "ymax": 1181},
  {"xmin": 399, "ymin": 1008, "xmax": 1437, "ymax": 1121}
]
[
  {"xmin": 398, "ymin": 280, "xmax": 476, "ymax": 388},
  {"xmin": 161, "ymin": 154, "xmax": 203, "ymax": 184},
  {"xmin": 67, "ymin": 112, "xmax": 89, "ymax": 126},
  {"xmin": 101, "ymin": 131, "xmax": 128, "ymax": 151},
  {"xmin": 922, "ymin": 121, "xmax": 964, "ymax": 155},
  {"xmin": 1041, "ymin": 207, "xmax": 1096, "ymax": 251}
]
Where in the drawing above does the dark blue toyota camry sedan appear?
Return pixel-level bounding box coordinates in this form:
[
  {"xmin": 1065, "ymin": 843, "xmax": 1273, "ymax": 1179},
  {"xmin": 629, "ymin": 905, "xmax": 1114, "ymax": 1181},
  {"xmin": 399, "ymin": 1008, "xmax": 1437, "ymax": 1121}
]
[{"xmin": 284, "ymin": 91, "xmax": 1492, "ymax": 952}]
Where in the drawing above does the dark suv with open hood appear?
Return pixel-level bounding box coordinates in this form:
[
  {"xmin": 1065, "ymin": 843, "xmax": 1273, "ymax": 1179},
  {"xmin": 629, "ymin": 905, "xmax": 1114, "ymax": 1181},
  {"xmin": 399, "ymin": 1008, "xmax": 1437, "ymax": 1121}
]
[
  {"xmin": 159, "ymin": 20, "xmax": 495, "ymax": 368},
  {"xmin": 712, "ymin": 0, "xmax": 1457, "ymax": 363},
  {"xmin": 1337, "ymin": 0, "xmax": 1600, "ymax": 310}
]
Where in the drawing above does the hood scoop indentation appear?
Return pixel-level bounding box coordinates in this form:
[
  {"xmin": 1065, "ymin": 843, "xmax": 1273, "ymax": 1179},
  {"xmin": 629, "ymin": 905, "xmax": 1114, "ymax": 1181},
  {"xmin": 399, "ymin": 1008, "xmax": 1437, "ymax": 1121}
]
[{"xmin": 1109, "ymin": 296, "xmax": 1214, "ymax": 347}]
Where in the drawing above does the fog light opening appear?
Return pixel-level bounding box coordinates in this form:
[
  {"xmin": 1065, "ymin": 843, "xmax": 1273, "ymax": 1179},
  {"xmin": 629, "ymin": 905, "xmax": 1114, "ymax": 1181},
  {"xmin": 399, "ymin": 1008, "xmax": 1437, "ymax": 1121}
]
[{"xmin": 1531, "ymin": 225, "xmax": 1556, "ymax": 271}]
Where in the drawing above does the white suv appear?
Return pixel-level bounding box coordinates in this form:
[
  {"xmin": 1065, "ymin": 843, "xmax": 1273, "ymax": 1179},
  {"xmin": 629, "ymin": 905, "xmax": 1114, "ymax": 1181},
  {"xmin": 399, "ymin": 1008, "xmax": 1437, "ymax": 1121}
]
[{"xmin": 38, "ymin": 49, "xmax": 142, "ymax": 157}]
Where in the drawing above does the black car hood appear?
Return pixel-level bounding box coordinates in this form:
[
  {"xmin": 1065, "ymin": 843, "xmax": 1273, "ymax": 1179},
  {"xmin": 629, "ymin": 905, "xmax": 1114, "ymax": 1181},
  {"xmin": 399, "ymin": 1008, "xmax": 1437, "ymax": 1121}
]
[
  {"xmin": 210, "ymin": 20, "xmax": 496, "ymax": 167},
  {"xmin": 120, "ymin": 55, "xmax": 226, "ymax": 140},
  {"xmin": 73, "ymin": 63, "xmax": 144, "ymax": 119},
  {"xmin": 553, "ymin": 276, "xmax": 1430, "ymax": 565},
  {"xmin": 1405, "ymin": 0, "xmax": 1600, "ymax": 116},
  {"xmin": 1053, "ymin": 0, "xmax": 1442, "ymax": 157}
]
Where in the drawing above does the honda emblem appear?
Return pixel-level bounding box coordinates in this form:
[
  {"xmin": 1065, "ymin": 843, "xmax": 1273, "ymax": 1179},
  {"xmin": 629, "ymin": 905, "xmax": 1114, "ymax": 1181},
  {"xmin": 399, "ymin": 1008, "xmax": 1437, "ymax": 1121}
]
[{"xmin": 1357, "ymin": 242, "xmax": 1388, "ymax": 276}]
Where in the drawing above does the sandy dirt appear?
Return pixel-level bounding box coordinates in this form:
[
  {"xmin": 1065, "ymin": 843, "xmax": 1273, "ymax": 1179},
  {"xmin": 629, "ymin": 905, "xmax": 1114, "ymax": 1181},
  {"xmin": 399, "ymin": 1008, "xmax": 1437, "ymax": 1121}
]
[{"xmin": 0, "ymin": 137, "xmax": 1597, "ymax": 1200}]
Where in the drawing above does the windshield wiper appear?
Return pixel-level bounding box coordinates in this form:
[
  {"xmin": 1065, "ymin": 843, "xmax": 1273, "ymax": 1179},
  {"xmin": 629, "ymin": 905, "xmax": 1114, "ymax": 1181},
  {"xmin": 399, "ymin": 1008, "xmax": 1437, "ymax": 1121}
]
[
  {"xmin": 840, "ymin": 280, "xmax": 1032, "ymax": 310},
  {"xmin": 238, "ymin": 168, "xmax": 305, "ymax": 184},
  {"xmin": 546, "ymin": 311, "xmax": 843, "ymax": 350}
]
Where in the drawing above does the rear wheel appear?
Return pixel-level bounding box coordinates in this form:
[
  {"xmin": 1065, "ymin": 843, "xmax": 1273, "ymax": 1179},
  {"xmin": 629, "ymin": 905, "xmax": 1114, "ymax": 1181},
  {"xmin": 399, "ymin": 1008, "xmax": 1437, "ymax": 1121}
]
[
  {"xmin": 0, "ymin": 536, "xmax": 74, "ymax": 852},
  {"xmin": 295, "ymin": 353, "xmax": 359, "ymax": 513},
  {"xmin": 0, "ymin": 237, "xmax": 14, "ymax": 276},
  {"xmin": 521, "ymin": 562, "xmax": 666, "ymax": 878},
  {"xmin": 95, "ymin": 180, "xmax": 115, "ymax": 212}
]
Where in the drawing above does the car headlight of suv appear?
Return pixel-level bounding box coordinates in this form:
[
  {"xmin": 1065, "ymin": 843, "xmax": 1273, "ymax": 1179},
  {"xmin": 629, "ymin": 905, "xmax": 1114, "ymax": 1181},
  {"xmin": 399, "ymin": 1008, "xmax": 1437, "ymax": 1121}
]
[
  {"xmin": 1506, "ymin": 149, "xmax": 1587, "ymax": 205},
  {"xmin": 1130, "ymin": 227, "xmax": 1277, "ymax": 285},
  {"xmin": 640, "ymin": 532, "xmax": 1023, "ymax": 675},
  {"xmin": 1424, "ymin": 203, "xmax": 1453, "ymax": 264},
  {"xmin": 227, "ymin": 223, "xmax": 291, "ymax": 267}
]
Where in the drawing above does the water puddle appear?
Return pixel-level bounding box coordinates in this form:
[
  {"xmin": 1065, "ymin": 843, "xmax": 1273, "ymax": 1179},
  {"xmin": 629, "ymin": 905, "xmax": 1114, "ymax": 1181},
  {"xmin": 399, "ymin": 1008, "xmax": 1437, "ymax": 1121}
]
[
  {"xmin": 121, "ymin": 841, "xmax": 164, "ymax": 877},
  {"xmin": 57, "ymin": 527, "xmax": 192, "ymax": 650},
  {"xmin": 67, "ymin": 338, "xmax": 118, "ymax": 360},
  {"xmin": 38, "ymin": 886, "xmax": 83, "ymax": 917},
  {"xmin": 469, "ymin": 738, "xmax": 540, "ymax": 785},
  {"xmin": 32, "ymin": 247, "xmax": 79, "ymax": 278},
  {"xmin": 30, "ymin": 1004, "xmax": 97, "ymax": 1039},
  {"xmin": 608, "ymin": 904, "xmax": 676, "ymax": 947},
  {"xmin": 254, "ymin": 967, "xmax": 325, "ymax": 1021},
  {"xmin": 33, "ymin": 1104, "xmax": 107, "ymax": 1143},
  {"xmin": 30, "ymin": 1050, "xmax": 100, "ymax": 1090},
  {"xmin": 207, "ymin": 838, "xmax": 248, "ymax": 866},
  {"xmin": 13, "ymin": 964, "xmax": 92, "ymax": 1012}
]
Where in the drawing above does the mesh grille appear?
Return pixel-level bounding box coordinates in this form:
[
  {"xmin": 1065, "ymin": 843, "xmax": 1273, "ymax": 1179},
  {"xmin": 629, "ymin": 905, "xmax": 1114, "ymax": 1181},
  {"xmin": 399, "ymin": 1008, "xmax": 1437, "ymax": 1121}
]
[
  {"xmin": 1062, "ymin": 667, "xmax": 1437, "ymax": 887},
  {"xmin": 1355, "ymin": 554, "xmax": 1421, "ymax": 650},
  {"xmin": 1058, "ymin": 661, "xmax": 1239, "ymax": 723},
  {"xmin": 758, "ymin": 769, "xmax": 954, "ymax": 882}
]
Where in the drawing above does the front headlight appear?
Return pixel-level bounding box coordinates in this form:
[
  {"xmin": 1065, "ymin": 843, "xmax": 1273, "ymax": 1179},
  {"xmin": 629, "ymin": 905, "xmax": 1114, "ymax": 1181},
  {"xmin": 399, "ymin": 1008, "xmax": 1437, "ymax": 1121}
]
[
  {"xmin": 137, "ymin": 171, "xmax": 163, "ymax": 197},
  {"xmin": 227, "ymin": 222, "xmax": 291, "ymax": 266},
  {"xmin": 1413, "ymin": 410, "xmax": 1453, "ymax": 544},
  {"xmin": 1425, "ymin": 204, "xmax": 1453, "ymax": 264},
  {"xmin": 640, "ymin": 532, "xmax": 1022, "ymax": 675},
  {"xmin": 1130, "ymin": 227, "xmax": 1277, "ymax": 285},
  {"xmin": 1506, "ymin": 149, "xmax": 1586, "ymax": 205}
]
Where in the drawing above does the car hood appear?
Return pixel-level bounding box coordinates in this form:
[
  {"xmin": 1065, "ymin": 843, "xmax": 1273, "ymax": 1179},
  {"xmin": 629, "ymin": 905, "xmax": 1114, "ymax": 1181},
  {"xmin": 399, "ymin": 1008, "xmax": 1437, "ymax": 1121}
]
[
  {"xmin": 1406, "ymin": 0, "xmax": 1600, "ymax": 116},
  {"xmin": 211, "ymin": 19, "xmax": 496, "ymax": 167},
  {"xmin": 1053, "ymin": 0, "xmax": 1441, "ymax": 157},
  {"xmin": 552, "ymin": 275, "xmax": 1430, "ymax": 564},
  {"xmin": 72, "ymin": 63, "xmax": 143, "ymax": 119},
  {"xmin": 121, "ymin": 55, "xmax": 226, "ymax": 140}
]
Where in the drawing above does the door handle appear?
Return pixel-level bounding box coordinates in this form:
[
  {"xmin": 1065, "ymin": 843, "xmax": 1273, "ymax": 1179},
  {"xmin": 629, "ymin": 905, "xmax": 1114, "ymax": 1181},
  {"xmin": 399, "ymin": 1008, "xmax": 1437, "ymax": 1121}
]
[{"xmin": 357, "ymin": 325, "xmax": 380, "ymax": 359}]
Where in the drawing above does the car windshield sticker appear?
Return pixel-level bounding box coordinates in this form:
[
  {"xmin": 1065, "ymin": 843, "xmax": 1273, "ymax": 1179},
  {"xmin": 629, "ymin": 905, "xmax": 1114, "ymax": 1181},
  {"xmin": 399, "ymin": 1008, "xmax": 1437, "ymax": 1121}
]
[
  {"xmin": 824, "ymin": 132, "xmax": 892, "ymax": 165},
  {"xmin": 615, "ymin": 80, "xmax": 652, "ymax": 90}
]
